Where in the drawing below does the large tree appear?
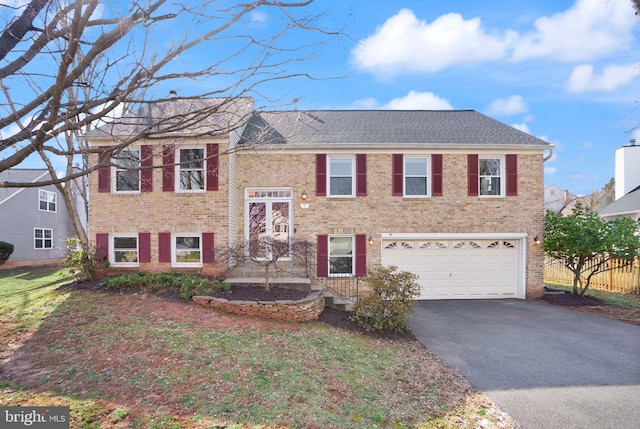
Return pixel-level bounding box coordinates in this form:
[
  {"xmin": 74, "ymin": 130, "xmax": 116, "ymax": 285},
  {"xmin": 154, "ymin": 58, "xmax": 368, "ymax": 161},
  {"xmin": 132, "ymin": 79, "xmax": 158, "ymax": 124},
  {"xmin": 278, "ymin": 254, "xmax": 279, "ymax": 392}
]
[
  {"xmin": 544, "ymin": 204, "xmax": 640, "ymax": 296},
  {"xmin": 0, "ymin": 0, "xmax": 337, "ymax": 245}
]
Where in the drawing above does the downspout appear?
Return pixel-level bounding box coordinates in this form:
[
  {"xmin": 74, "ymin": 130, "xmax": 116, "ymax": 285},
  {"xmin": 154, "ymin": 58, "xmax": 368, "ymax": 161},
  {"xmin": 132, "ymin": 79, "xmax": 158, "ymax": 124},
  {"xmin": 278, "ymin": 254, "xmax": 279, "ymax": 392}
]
[{"xmin": 543, "ymin": 146, "xmax": 555, "ymax": 162}]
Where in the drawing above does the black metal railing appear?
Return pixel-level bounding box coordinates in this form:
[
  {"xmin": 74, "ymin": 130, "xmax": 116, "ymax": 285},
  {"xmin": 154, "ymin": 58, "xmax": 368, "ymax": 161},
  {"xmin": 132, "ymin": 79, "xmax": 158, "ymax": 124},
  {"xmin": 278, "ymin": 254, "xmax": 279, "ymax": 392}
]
[{"xmin": 297, "ymin": 241, "xmax": 360, "ymax": 299}]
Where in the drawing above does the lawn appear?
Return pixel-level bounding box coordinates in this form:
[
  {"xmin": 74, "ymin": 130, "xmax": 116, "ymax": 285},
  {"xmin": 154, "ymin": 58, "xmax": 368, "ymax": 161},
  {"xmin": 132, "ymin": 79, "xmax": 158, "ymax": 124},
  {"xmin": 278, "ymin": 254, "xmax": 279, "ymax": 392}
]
[{"xmin": 0, "ymin": 267, "xmax": 511, "ymax": 428}]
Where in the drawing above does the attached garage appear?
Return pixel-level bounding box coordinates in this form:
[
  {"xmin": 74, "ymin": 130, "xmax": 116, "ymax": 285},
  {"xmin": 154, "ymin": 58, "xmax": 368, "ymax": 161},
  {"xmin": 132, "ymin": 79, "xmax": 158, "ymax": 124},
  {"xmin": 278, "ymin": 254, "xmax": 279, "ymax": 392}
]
[{"xmin": 381, "ymin": 233, "xmax": 526, "ymax": 300}]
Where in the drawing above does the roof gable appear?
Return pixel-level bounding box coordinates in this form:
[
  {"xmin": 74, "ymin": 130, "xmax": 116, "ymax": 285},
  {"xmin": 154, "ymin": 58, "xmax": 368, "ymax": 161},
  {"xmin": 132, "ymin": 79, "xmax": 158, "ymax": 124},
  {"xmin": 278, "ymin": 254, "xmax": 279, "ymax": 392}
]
[
  {"xmin": 600, "ymin": 185, "xmax": 640, "ymax": 217},
  {"xmin": 0, "ymin": 169, "xmax": 49, "ymax": 206}
]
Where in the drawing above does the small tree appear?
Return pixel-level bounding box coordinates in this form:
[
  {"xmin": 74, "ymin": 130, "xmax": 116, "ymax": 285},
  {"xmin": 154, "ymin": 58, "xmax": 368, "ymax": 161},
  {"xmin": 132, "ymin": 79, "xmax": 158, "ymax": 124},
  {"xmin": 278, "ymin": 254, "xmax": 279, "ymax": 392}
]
[
  {"xmin": 351, "ymin": 265, "xmax": 421, "ymax": 332},
  {"xmin": 544, "ymin": 203, "xmax": 640, "ymax": 296},
  {"xmin": 0, "ymin": 241, "xmax": 14, "ymax": 265}
]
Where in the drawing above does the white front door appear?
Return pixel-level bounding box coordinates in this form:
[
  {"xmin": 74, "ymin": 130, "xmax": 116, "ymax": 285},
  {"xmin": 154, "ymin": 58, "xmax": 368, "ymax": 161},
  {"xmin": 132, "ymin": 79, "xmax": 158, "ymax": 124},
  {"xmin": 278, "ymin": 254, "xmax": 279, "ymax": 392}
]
[{"xmin": 245, "ymin": 189, "xmax": 293, "ymax": 258}]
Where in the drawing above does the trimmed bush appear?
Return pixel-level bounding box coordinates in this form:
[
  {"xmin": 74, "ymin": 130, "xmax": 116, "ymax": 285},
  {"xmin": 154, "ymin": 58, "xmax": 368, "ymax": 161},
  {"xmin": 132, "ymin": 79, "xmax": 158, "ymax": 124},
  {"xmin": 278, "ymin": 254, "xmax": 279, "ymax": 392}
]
[
  {"xmin": 100, "ymin": 272, "xmax": 229, "ymax": 300},
  {"xmin": 0, "ymin": 241, "xmax": 14, "ymax": 265},
  {"xmin": 351, "ymin": 265, "xmax": 421, "ymax": 332}
]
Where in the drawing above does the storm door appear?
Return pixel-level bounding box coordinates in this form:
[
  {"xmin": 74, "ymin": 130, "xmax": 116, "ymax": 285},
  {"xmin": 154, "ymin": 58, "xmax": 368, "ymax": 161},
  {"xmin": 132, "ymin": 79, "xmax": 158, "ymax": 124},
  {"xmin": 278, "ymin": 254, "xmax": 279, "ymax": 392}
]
[{"xmin": 245, "ymin": 189, "xmax": 293, "ymax": 259}]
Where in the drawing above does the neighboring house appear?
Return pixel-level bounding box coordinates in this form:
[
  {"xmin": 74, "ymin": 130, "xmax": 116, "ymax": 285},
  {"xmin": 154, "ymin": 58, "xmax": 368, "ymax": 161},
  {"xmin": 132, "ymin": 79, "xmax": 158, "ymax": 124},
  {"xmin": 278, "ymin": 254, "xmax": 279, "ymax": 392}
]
[
  {"xmin": 544, "ymin": 185, "xmax": 577, "ymax": 213},
  {"xmin": 84, "ymin": 98, "xmax": 552, "ymax": 300},
  {"xmin": 600, "ymin": 141, "xmax": 640, "ymax": 221},
  {"xmin": 0, "ymin": 169, "xmax": 80, "ymax": 268}
]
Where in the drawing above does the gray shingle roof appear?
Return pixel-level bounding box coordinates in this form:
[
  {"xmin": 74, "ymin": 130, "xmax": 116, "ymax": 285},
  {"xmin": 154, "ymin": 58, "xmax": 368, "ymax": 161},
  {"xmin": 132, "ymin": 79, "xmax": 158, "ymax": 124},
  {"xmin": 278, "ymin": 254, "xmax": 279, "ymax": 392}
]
[
  {"xmin": 0, "ymin": 169, "xmax": 49, "ymax": 204},
  {"xmin": 599, "ymin": 186, "xmax": 640, "ymax": 217},
  {"xmin": 239, "ymin": 110, "xmax": 552, "ymax": 148}
]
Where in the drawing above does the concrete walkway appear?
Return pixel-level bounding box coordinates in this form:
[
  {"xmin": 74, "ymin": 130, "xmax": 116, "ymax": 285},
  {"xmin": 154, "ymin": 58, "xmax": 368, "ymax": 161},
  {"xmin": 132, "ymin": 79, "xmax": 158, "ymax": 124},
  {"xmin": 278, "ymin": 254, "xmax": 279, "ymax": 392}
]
[{"xmin": 410, "ymin": 300, "xmax": 640, "ymax": 429}]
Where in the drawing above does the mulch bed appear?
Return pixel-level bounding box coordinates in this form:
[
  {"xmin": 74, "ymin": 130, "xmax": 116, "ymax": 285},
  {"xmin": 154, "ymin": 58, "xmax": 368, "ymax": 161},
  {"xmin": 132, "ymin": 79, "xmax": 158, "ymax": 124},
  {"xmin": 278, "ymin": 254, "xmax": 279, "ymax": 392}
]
[
  {"xmin": 541, "ymin": 292, "xmax": 604, "ymax": 307},
  {"xmin": 541, "ymin": 292, "xmax": 640, "ymax": 326}
]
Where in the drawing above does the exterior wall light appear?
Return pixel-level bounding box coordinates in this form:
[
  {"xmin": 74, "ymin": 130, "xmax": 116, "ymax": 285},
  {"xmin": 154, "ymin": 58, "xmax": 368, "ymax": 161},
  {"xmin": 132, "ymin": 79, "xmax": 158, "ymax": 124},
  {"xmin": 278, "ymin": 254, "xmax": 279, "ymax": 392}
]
[
  {"xmin": 534, "ymin": 235, "xmax": 541, "ymax": 245},
  {"xmin": 301, "ymin": 190, "xmax": 308, "ymax": 200},
  {"xmin": 368, "ymin": 235, "xmax": 374, "ymax": 245}
]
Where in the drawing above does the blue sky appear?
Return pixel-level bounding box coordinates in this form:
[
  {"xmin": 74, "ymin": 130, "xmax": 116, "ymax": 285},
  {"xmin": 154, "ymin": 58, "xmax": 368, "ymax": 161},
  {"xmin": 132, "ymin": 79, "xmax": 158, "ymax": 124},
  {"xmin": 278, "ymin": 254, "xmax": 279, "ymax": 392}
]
[
  {"xmin": 247, "ymin": 0, "xmax": 640, "ymax": 196},
  {"xmin": 9, "ymin": 0, "xmax": 640, "ymax": 196}
]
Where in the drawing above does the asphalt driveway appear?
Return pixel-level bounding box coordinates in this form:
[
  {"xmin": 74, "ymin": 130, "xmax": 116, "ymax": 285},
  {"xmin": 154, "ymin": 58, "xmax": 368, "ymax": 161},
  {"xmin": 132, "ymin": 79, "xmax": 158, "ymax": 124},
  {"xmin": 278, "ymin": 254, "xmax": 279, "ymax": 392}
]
[{"xmin": 410, "ymin": 300, "xmax": 640, "ymax": 429}]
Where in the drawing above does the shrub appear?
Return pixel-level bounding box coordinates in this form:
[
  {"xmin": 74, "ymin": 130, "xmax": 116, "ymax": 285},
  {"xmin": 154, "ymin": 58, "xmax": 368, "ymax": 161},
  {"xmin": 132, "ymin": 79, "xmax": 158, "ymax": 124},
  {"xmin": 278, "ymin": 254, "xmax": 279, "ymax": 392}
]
[
  {"xmin": 99, "ymin": 272, "xmax": 227, "ymax": 300},
  {"xmin": 64, "ymin": 238, "xmax": 109, "ymax": 280},
  {"xmin": 350, "ymin": 265, "xmax": 421, "ymax": 332},
  {"xmin": 0, "ymin": 241, "xmax": 14, "ymax": 265}
]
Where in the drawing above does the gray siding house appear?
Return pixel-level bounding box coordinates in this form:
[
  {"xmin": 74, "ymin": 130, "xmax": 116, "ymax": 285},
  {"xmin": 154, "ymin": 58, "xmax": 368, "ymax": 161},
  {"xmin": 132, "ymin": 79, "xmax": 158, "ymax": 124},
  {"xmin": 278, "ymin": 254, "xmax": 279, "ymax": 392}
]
[{"xmin": 0, "ymin": 169, "xmax": 79, "ymax": 268}]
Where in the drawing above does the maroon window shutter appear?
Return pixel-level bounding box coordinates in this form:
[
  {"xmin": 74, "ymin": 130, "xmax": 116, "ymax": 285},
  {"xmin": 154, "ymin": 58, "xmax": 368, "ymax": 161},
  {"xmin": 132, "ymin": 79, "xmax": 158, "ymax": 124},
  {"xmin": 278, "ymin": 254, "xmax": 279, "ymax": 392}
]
[
  {"xmin": 96, "ymin": 233, "xmax": 108, "ymax": 261},
  {"xmin": 392, "ymin": 154, "xmax": 403, "ymax": 196},
  {"xmin": 317, "ymin": 234, "xmax": 328, "ymax": 277},
  {"xmin": 141, "ymin": 145, "xmax": 153, "ymax": 192},
  {"xmin": 206, "ymin": 144, "xmax": 219, "ymax": 191},
  {"xmin": 355, "ymin": 234, "xmax": 367, "ymax": 278},
  {"xmin": 468, "ymin": 154, "xmax": 479, "ymax": 196},
  {"xmin": 138, "ymin": 232, "xmax": 151, "ymax": 263},
  {"xmin": 432, "ymin": 154, "xmax": 443, "ymax": 196},
  {"xmin": 158, "ymin": 232, "xmax": 171, "ymax": 263},
  {"xmin": 316, "ymin": 154, "xmax": 327, "ymax": 196},
  {"xmin": 98, "ymin": 146, "xmax": 110, "ymax": 193},
  {"xmin": 162, "ymin": 145, "xmax": 174, "ymax": 192},
  {"xmin": 202, "ymin": 232, "xmax": 215, "ymax": 263},
  {"xmin": 356, "ymin": 154, "xmax": 367, "ymax": 196},
  {"xmin": 506, "ymin": 154, "xmax": 518, "ymax": 196}
]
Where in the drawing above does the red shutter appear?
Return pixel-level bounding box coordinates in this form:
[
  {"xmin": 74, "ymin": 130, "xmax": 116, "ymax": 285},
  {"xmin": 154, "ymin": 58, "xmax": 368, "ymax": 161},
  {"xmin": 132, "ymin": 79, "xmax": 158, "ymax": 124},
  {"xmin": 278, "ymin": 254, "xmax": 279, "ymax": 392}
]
[
  {"xmin": 356, "ymin": 154, "xmax": 367, "ymax": 196},
  {"xmin": 162, "ymin": 145, "xmax": 174, "ymax": 192},
  {"xmin": 95, "ymin": 233, "xmax": 108, "ymax": 261},
  {"xmin": 141, "ymin": 145, "xmax": 153, "ymax": 192},
  {"xmin": 98, "ymin": 146, "xmax": 110, "ymax": 193},
  {"xmin": 202, "ymin": 232, "xmax": 215, "ymax": 263},
  {"xmin": 138, "ymin": 232, "xmax": 151, "ymax": 263},
  {"xmin": 392, "ymin": 154, "xmax": 403, "ymax": 196},
  {"xmin": 468, "ymin": 154, "xmax": 479, "ymax": 196},
  {"xmin": 355, "ymin": 234, "xmax": 367, "ymax": 278},
  {"xmin": 158, "ymin": 232, "xmax": 171, "ymax": 263},
  {"xmin": 206, "ymin": 144, "xmax": 219, "ymax": 191},
  {"xmin": 317, "ymin": 234, "xmax": 328, "ymax": 277},
  {"xmin": 506, "ymin": 154, "xmax": 518, "ymax": 196},
  {"xmin": 432, "ymin": 154, "xmax": 443, "ymax": 196},
  {"xmin": 316, "ymin": 154, "xmax": 327, "ymax": 196}
]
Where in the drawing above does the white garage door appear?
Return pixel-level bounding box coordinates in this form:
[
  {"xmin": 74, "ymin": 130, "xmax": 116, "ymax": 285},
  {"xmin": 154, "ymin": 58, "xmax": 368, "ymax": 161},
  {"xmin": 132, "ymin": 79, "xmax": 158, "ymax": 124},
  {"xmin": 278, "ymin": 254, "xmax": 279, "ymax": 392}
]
[{"xmin": 381, "ymin": 237, "xmax": 522, "ymax": 299}]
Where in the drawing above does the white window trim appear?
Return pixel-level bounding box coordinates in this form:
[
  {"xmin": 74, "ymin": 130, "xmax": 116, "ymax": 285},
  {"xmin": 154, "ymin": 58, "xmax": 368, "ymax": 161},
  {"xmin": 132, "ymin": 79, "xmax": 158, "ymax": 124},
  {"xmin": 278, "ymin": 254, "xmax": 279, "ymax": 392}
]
[
  {"xmin": 404, "ymin": 155, "xmax": 431, "ymax": 198},
  {"xmin": 38, "ymin": 189, "xmax": 57, "ymax": 212},
  {"xmin": 479, "ymin": 155, "xmax": 506, "ymax": 198},
  {"xmin": 34, "ymin": 227, "xmax": 53, "ymax": 249},
  {"xmin": 111, "ymin": 148, "xmax": 141, "ymax": 195},
  {"xmin": 171, "ymin": 233, "xmax": 203, "ymax": 267},
  {"xmin": 328, "ymin": 235, "xmax": 355, "ymax": 277},
  {"xmin": 175, "ymin": 146, "xmax": 206, "ymax": 193},
  {"xmin": 110, "ymin": 234, "xmax": 139, "ymax": 267},
  {"xmin": 327, "ymin": 155, "xmax": 355, "ymax": 198}
]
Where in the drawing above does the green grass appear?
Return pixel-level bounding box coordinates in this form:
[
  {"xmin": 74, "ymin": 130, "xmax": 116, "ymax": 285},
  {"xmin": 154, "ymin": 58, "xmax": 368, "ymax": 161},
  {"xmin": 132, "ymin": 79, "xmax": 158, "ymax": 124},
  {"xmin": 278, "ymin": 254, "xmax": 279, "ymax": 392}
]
[{"xmin": 544, "ymin": 282, "xmax": 640, "ymax": 308}]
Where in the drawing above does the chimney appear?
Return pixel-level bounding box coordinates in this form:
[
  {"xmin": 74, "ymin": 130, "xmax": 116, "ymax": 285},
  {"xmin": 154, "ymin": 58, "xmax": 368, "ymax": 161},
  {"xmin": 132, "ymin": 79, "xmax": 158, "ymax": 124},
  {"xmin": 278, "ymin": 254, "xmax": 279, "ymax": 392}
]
[{"xmin": 614, "ymin": 139, "xmax": 640, "ymax": 200}]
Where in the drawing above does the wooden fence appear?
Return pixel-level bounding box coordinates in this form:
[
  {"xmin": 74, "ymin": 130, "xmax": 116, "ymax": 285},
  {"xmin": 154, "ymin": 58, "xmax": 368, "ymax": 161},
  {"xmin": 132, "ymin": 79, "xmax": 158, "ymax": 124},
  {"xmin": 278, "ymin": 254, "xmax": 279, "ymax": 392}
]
[{"xmin": 544, "ymin": 256, "xmax": 640, "ymax": 294}]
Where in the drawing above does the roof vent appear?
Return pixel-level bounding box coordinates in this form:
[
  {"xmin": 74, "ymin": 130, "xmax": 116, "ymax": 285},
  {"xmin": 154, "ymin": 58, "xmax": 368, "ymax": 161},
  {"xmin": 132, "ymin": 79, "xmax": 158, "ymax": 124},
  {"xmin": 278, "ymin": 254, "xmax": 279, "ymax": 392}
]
[{"xmin": 169, "ymin": 90, "xmax": 177, "ymax": 99}]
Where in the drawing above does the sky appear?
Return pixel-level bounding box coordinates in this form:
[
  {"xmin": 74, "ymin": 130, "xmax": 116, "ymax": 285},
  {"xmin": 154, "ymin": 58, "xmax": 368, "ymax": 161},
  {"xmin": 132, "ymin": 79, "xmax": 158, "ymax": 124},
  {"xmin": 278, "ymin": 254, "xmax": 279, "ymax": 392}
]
[
  {"xmin": 247, "ymin": 0, "xmax": 640, "ymax": 196},
  {"xmin": 7, "ymin": 0, "xmax": 640, "ymax": 196}
]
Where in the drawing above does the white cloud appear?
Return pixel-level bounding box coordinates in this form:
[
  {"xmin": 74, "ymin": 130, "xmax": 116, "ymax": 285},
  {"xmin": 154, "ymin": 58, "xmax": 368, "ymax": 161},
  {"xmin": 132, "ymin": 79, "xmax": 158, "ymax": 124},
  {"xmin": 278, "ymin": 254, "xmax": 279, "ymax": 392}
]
[
  {"xmin": 567, "ymin": 63, "xmax": 640, "ymax": 93},
  {"xmin": 545, "ymin": 165, "xmax": 557, "ymax": 175},
  {"xmin": 511, "ymin": 122, "xmax": 531, "ymax": 134},
  {"xmin": 352, "ymin": 91, "xmax": 453, "ymax": 110},
  {"xmin": 486, "ymin": 95, "xmax": 528, "ymax": 116}
]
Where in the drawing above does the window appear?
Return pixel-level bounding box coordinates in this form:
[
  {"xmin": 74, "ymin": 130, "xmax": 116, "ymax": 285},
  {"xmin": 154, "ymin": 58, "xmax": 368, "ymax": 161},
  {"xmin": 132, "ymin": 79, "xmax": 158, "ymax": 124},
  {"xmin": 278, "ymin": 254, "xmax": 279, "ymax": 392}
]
[
  {"xmin": 178, "ymin": 148, "xmax": 205, "ymax": 191},
  {"xmin": 34, "ymin": 228, "xmax": 52, "ymax": 249},
  {"xmin": 38, "ymin": 190, "xmax": 56, "ymax": 212},
  {"xmin": 328, "ymin": 157, "xmax": 354, "ymax": 197},
  {"xmin": 113, "ymin": 150, "xmax": 140, "ymax": 192},
  {"xmin": 173, "ymin": 234, "xmax": 202, "ymax": 266},
  {"xmin": 404, "ymin": 157, "xmax": 429, "ymax": 197},
  {"xmin": 111, "ymin": 235, "xmax": 138, "ymax": 266},
  {"xmin": 479, "ymin": 157, "xmax": 504, "ymax": 196},
  {"xmin": 329, "ymin": 235, "xmax": 354, "ymax": 276}
]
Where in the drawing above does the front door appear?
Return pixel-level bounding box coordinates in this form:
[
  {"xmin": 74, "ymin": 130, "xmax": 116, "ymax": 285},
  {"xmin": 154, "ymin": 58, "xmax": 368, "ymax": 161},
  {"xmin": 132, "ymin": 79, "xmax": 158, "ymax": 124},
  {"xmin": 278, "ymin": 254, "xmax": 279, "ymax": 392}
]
[{"xmin": 245, "ymin": 189, "xmax": 293, "ymax": 259}]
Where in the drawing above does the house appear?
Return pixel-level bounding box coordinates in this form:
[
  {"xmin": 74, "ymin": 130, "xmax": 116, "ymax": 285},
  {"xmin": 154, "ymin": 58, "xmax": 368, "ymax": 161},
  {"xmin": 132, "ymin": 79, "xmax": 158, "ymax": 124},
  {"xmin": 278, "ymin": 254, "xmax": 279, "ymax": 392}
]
[
  {"xmin": 0, "ymin": 169, "xmax": 81, "ymax": 268},
  {"xmin": 84, "ymin": 97, "xmax": 552, "ymax": 300},
  {"xmin": 544, "ymin": 185, "xmax": 577, "ymax": 213},
  {"xmin": 600, "ymin": 141, "xmax": 640, "ymax": 221}
]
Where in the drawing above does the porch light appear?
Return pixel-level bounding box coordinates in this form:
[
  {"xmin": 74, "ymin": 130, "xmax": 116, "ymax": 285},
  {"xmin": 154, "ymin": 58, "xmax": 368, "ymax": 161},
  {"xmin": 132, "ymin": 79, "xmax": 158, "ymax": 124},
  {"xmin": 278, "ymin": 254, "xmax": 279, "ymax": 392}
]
[
  {"xmin": 301, "ymin": 190, "xmax": 308, "ymax": 200},
  {"xmin": 534, "ymin": 235, "xmax": 541, "ymax": 245},
  {"xmin": 368, "ymin": 236, "xmax": 373, "ymax": 245}
]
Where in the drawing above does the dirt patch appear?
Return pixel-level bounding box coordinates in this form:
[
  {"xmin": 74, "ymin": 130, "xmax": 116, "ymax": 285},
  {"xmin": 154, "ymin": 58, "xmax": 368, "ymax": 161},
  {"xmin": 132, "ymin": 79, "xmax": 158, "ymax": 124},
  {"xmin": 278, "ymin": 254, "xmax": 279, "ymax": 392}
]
[{"xmin": 542, "ymin": 293, "xmax": 640, "ymax": 326}]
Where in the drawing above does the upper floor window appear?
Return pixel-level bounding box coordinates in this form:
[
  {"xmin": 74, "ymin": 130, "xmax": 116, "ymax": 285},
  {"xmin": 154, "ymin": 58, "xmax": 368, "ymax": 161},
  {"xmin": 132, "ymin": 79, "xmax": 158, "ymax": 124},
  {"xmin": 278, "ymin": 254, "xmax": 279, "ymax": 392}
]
[
  {"xmin": 479, "ymin": 157, "xmax": 504, "ymax": 197},
  {"xmin": 34, "ymin": 228, "xmax": 52, "ymax": 249},
  {"xmin": 113, "ymin": 150, "xmax": 140, "ymax": 193},
  {"xmin": 328, "ymin": 156, "xmax": 354, "ymax": 197},
  {"xmin": 38, "ymin": 189, "xmax": 56, "ymax": 212},
  {"xmin": 404, "ymin": 156, "xmax": 430, "ymax": 197},
  {"xmin": 177, "ymin": 148, "xmax": 205, "ymax": 192}
]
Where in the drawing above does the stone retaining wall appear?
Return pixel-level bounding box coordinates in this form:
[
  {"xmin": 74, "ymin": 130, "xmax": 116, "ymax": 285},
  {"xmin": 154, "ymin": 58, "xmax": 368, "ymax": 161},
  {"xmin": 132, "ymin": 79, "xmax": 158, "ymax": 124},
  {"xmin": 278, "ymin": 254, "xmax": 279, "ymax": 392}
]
[{"xmin": 192, "ymin": 291, "xmax": 325, "ymax": 322}]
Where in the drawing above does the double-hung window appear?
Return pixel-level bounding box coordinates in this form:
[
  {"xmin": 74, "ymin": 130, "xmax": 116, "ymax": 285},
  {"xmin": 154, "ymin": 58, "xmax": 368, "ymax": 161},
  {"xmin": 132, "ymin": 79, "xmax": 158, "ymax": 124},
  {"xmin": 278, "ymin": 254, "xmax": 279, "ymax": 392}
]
[
  {"xmin": 404, "ymin": 157, "xmax": 430, "ymax": 197},
  {"xmin": 38, "ymin": 189, "xmax": 56, "ymax": 212},
  {"xmin": 34, "ymin": 228, "xmax": 52, "ymax": 249},
  {"xmin": 479, "ymin": 157, "xmax": 504, "ymax": 197},
  {"xmin": 111, "ymin": 235, "xmax": 139, "ymax": 266},
  {"xmin": 328, "ymin": 156, "xmax": 354, "ymax": 197},
  {"xmin": 178, "ymin": 148, "xmax": 205, "ymax": 191},
  {"xmin": 113, "ymin": 150, "xmax": 140, "ymax": 193},
  {"xmin": 173, "ymin": 234, "xmax": 202, "ymax": 266},
  {"xmin": 329, "ymin": 235, "xmax": 354, "ymax": 276}
]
